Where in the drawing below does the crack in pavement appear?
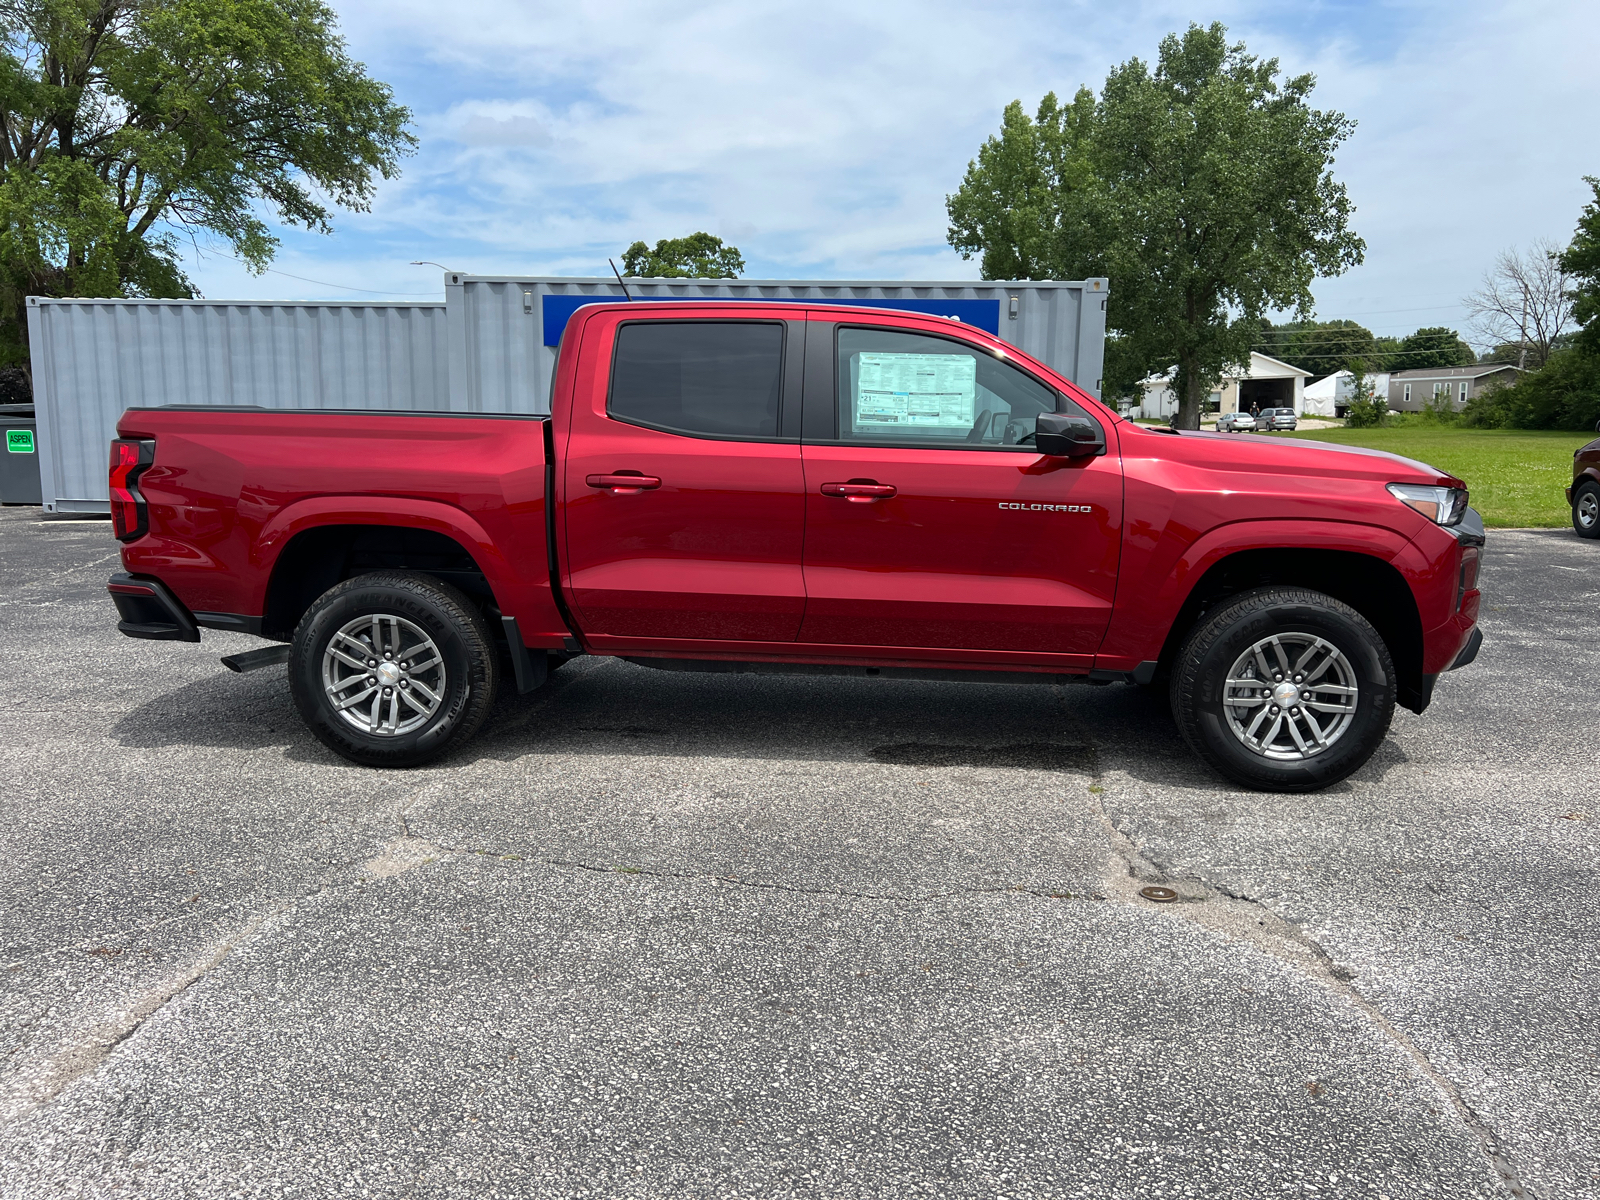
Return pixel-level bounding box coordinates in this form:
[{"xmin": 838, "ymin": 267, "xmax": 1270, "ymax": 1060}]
[
  {"xmin": 1085, "ymin": 786, "xmax": 1538, "ymax": 1199},
  {"xmin": 3, "ymin": 902, "xmax": 290, "ymax": 1120}
]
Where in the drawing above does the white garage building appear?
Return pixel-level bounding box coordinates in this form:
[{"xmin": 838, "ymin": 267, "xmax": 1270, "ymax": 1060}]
[{"xmin": 1137, "ymin": 352, "xmax": 1311, "ymax": 420}]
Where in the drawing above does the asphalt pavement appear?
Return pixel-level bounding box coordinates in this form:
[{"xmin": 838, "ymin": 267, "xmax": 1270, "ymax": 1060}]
[{"xmin": 0, "ymin": 506, "xmax": 1595, "ymax": 1199}]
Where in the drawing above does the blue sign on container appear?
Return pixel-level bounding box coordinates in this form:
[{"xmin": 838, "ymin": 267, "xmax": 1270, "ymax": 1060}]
[{"xmin": 540, "ymin": 294, "xmax": 1001, "ymax": 347}]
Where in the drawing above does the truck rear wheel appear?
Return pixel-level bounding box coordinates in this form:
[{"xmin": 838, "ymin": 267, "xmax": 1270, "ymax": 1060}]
[
  {"xmin": 1170, "ymin": 587, "xmax": 1395, "ymax": 792},
  {"xmin": 289, "ymin": 571, "xmax": 497, "ymax": 768}
]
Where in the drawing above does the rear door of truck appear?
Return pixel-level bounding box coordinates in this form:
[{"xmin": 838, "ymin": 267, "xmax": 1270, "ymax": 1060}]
[{"xmin": 559, "ymin": 307, "xmax": 808, "ymax": 648}]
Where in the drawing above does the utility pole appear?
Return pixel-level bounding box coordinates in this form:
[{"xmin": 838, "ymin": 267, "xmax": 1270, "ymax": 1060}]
[{"xmin": 1518, "ymin": 293, "xmax": 1528, "ymax": 369}]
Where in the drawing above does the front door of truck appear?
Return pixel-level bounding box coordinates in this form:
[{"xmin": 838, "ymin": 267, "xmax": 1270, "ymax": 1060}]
[
  {"xmin": 797, "ymin": 320, "xmax": 1123, "ymax": 663},
  {"xmin": 562, "ymin": 314, "xmax": 807, "ymax": 648}
]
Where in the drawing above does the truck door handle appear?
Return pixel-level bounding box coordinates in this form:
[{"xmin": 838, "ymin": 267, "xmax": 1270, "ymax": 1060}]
[
  {"xmin": 586, "ymin": 473, "xmax": 662, "ymax": 494},
  {"xmin": 821, "ymin": 481, "xmax": 897, "ymax": 503}
]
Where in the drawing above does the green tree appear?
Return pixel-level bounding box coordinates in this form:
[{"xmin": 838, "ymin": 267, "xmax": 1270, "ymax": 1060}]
[
  {"xmin": 1393, "ymin": 326, "xmax": 1476, "ymax": 370},
  {"xmin": 946, "ymin": 22, "xmax": 1364, "ymax": 428},
  {"xmin": 1343, "ymin": 359, "xmax": 1386, "ymax": 428},
  {"xmin": 1457, "ymin": 179, "xmax": 1600, "ymax": 432},
  {"xmin": 1559, "ymin": 176, "xmax": 1600, "ymax": 356},
  {"xmin": 0, "ymin": 0, "xmax": 415, "ymax": 367},
  {"xmin": 1256, "ymin": 318, "xmax": 1378, "ymax": 376},
  {"xmin": 620, "ymin": 232, "xmax": 744, "ymax": 278}
]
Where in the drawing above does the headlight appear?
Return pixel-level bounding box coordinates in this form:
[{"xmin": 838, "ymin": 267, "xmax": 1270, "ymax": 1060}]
[{"xmin": 1387, "ymin": 483, "xmax": 1468, "ymax": 526}]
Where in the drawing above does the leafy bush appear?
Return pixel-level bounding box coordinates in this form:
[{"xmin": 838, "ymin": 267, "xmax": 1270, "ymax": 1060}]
[
  {"xmin": 1345, "ymin": 395, "xmax": 1387, "ymax": 427},
  {"xmin": 1343, "ymin": 367, "xmax": 1388, "ymax": 427},
  {"xmin": 0, "ymin": 366, "xmax": 29, "ymax": 405},
  {"xmin": 1461, "ymin": 348, "xmax": 1600, "ymax": 430}
]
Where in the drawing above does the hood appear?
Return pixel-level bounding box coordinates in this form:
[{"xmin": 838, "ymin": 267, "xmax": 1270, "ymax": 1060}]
[{"xmin": 1139, "ymin": 427, "xmax": 1465, "ymax": 488}]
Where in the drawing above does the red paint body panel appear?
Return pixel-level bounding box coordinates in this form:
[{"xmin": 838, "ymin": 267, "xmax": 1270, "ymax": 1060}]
[
  {"xmin": 114, "ymin": 300, "xmax": 1480, "ymax": 681},
  {"xmin": 1094, "ymin": 424, "xmax": 1472, "ymax": 670},
  {"xmin": 558, "ymin": 309, "xmax": 806, "ymax": 642},
  {"xmin": 114, "ymin": 409, "xmax": 570, "ymax": 647},
  {"xmin": 797, "ymin": 443, "xmax": 1121, "ymax": 660}
]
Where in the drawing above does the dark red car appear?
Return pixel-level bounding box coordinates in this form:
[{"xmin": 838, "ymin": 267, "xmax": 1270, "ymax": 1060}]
[
  {"xmin": 104, "ymin": 302, "xmax": 1484, "ymax": 791},
  {"xmin": 1570, "ymin": 420, "xmax": 1600, "ymax": 538}
]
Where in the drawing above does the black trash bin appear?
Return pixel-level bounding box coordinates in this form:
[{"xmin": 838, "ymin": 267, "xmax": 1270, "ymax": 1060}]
[{"xmin": 0, "ymin": 403, "xmax": 42, "ymax": 505}]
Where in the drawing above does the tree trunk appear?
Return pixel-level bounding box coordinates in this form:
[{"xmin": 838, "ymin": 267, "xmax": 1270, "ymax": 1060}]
[{"xmin": 1176, "ymin": 355, "xmax": 1204, "ymax": 430}]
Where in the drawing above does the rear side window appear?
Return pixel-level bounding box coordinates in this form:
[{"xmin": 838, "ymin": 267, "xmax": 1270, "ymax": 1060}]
[{"xmin": 609, "ymin": 321, "xmax": 784, "ymax": 439}]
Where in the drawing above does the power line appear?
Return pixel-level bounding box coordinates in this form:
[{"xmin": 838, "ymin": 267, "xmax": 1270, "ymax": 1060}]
[{"xmin": 192, "ymin": 249, "xmax": 440, "ymax": 297}]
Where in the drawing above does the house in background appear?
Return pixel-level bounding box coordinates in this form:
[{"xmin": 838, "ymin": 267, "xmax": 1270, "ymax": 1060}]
[
  {"xmin": 1136, "ymin": 352, "xmax": 1311, "ymax": 419},
  {"xmin": 1387, "ymin": 364, "xmax": 1522, "ymax": 411},
  {"xmin": 1302, "ymin": 370, "xmax": 1392, "ymax": 418}
]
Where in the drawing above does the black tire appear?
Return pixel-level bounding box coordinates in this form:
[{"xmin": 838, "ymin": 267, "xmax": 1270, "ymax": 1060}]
[
  {"xmin": 1170, "ymin": 587, "xmax": 1396, "ymax": 792},
  {"xmin": 1573, "ymin": 480, "xmax": 1600, "ymax": 539},
  {"xmin": 289, "ymin": 571, "xmax": 497, "ymax": 767}
]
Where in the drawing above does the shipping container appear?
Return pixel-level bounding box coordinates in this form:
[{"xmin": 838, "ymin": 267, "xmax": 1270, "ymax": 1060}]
[
  {"xmin": 445, "ymin": 274, "xmax": 1108, "ymax": 416},
  {"xmin": 26, "ymin": 275, "xmax": 1107, "ymax": 513},
  {"xmin": 26, "ymin": 297, "xmax": 448, "ymax": 513}
]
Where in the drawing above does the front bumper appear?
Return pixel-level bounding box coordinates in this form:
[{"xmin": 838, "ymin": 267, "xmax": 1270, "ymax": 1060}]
[{"xmin": 107, "ymin": 573, "xmax": 200, "ymax": 642}]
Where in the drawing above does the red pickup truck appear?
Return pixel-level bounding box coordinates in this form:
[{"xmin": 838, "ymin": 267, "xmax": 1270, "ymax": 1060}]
[{"xmin": 105, "ymin": 301, "xmax": 1484, "ymax": 791}]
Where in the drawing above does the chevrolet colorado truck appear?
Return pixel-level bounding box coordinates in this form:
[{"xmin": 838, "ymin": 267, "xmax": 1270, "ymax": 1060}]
[{"xmin": 105, "ymin": 301, "xmax": 1485, "ymax": 791}]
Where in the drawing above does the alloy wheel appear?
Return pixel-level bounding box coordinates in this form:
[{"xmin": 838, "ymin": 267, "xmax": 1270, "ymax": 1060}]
[
  {"xmin": 321, "ymin": 613, "xmax": 447, "ymax": 736},
  {"xmin": 1222, "ymin": 633, "xmax": 1359, "ymax": 761}
]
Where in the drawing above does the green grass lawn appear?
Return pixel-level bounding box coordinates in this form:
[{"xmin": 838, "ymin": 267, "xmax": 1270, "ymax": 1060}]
[{"xmin": 1259, "ymin": 426, "xmax": 1593, "ymax": 527}]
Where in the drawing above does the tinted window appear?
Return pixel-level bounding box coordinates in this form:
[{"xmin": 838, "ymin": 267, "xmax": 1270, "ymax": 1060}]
[
  {"xmin": 610, "ymin": 321, "xmax": 784, "ymax": 439},
  {"xmin": 835, "ymin": 327, "xmax": 1079, "ymax": 449}
]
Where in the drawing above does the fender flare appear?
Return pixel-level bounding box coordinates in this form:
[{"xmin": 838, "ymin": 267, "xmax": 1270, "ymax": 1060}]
[
  {"xmin": 1098, "ymin": 517, "xmax": 1430, "ymax": 674},
  {"xmin": 1160, "ymin": 518, "xmax": 1417, "ymax": 614},
  {"xmin": 253, "ymin": 496, "xmax": 517, "ymax": 605}
]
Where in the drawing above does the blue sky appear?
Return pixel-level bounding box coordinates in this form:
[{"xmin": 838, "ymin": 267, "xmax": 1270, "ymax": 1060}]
[{"xmin": 185, "ymin": 0, "xmax": 1600, "ymax": 347}]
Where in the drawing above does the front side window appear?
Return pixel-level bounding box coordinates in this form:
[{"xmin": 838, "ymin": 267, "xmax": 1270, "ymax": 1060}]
[
  {"xmin": 834, "ymin": 326, "xmax": 1076, "ymax": 449},
  {"xmin": 609, "ymin": 320, "xmax": 784, "ymax": 439}
]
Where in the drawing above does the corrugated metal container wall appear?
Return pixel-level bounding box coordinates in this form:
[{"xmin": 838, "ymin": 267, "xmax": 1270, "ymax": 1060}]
[
  {"xmin": 443, "ymin": 275, "xmax": 1110, "ymax": 416},
  {"xmin": 26, "ymin": 298, "xmax": 448, "ymax": 511},
  {"xmin": 25, "ymin": 277, "xmax": 1108, "ymax": 511}
]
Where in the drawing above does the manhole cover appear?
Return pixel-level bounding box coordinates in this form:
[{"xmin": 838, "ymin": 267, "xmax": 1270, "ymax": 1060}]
[{"xmin": 1139, "ymin": 886, "xmax": 1178, "ymax": 903}]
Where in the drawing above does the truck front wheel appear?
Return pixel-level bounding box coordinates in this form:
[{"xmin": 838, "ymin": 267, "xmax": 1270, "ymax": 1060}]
[
  {"xmin": 289, "ymin": 571, "xmax": 498, "ymax": 767},
  {"xmin": 1572, "ymin": 480, "xmax": 1600, "ymax": 538},
  {"xmin": 1170, "ymin": 587, "xmax": 1396, "ymax": 792}
]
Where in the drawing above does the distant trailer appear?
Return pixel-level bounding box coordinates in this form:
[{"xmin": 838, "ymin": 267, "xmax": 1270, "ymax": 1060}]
[{"xmin": 26, "ymin": 275, "xmax": 1107, "ymax": 514}]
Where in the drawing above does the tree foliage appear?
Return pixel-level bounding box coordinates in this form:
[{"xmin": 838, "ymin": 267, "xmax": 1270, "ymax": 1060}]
[
  {"xmin": 1343, "ymin": 361, "xmax": 1387, "ymax": 427},
  {"xmin": 1559, "ymin": 176, "xmax": 1600, "ymax": 357},
  {"xmin": 0, "ymin": 0, "xmax": 415, "ymax": 366},
  {"xmin": 1255, "ymin": 318, "xmax": 1377, "ymax": 376},
  {"xmin": 1463, "ymin": 178, "xmax": 1600, "ymax": 431},
  {"xmin": 1253, "ymin": 319, "xmax": 1476, "ymax": 375},
  {"xmin": 946, "ymin": 22, "xmax": 1364, "ymax": 427},
  {"xmin": 1394, "ymin": 326, "xmax": 1476, "ymax": 370},
  {"xmin": 620, "ymin": 232, "xmax": 744, "ymax": 278},
  {"xmin": 1461, "ymin": 348, "xmax": 1600, "ymax": 430}
]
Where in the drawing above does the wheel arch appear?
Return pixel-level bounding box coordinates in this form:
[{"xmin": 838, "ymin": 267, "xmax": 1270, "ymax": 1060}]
[
  {"xmin": 1153, "ymin": 546, "xmax": 1428, "ymax": 713},
  {"xmin": 258, "ymin": 503, "xmax": 508, "ymax": 641}
]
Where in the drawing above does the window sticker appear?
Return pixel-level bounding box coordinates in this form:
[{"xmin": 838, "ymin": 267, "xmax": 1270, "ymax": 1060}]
[{"xmin": 852, "ymin": 352, "xmax": 976, "ymax": 433}]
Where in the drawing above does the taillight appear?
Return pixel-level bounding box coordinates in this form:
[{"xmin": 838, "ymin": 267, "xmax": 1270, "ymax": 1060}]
[
  {"xmin": 109, "ymin": 439, "xmax": 155, "ymax": 541},
  {"xmin": 1458, "ymin": 545, "xmax": 1481, "ymax": 609}
]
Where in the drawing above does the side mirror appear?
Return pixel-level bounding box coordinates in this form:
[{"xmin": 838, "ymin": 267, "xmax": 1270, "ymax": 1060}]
[{"xmin": 1035, "ymin": 412, "xmax": 1104, "ymax": 458}]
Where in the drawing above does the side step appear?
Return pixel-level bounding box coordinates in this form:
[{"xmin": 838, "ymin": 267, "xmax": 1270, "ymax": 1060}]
[{"xmin": 221, "ymin": 645, "xmax": 291, "ymax": 674}]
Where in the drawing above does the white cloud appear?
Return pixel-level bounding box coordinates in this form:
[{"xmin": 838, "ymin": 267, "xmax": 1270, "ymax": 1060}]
[
  {"xmin": 180, "ymin": 0, "xmax": 1600, "ymax": 342},
  {"xmin": 452, "ymin": 113, "xmax": 552, "ymax": 147}
]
